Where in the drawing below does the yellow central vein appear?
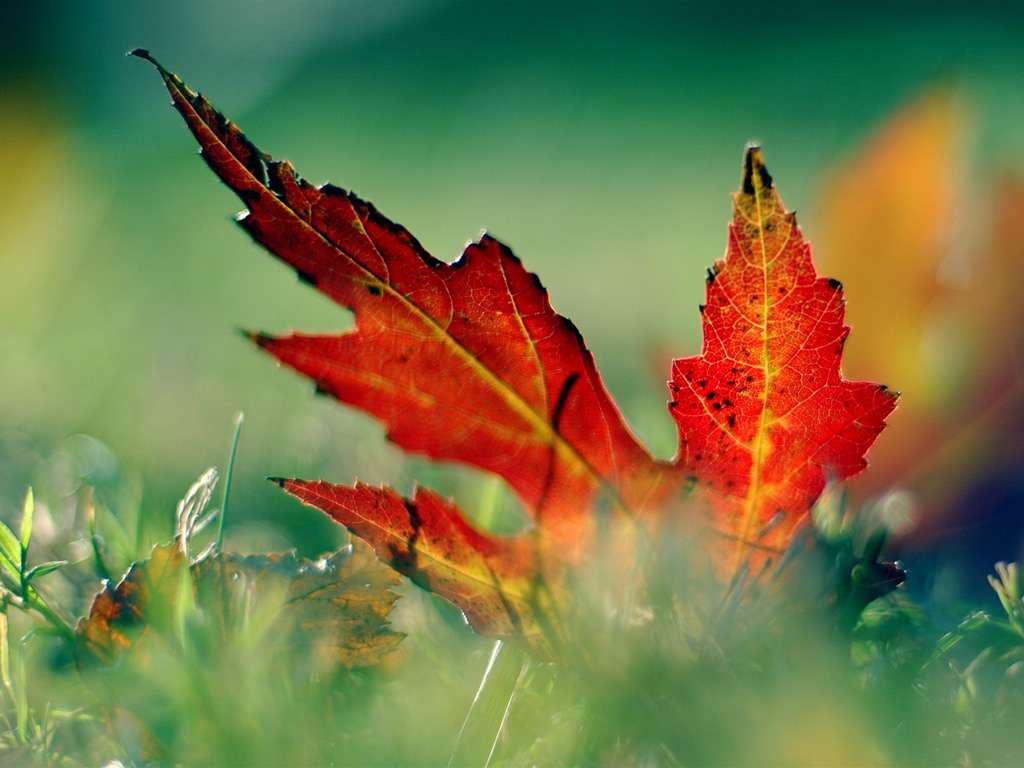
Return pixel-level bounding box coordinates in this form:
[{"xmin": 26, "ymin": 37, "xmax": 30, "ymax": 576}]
[{"xmin": 733, "ymin": 173, "xmax": 773, "ymax": 571}]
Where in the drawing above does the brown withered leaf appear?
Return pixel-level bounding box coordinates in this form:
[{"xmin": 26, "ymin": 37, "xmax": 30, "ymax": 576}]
[
  {"xmin": 76, "ymin": 543, "xmax": 185, "ymax": 665},
  {"xmin": 77, "ymin": 539, "xmax": 403, "ymax": 669},
  {"xmin": 192, "ymin": 543, "xmax": 404, "ymax": 668}
]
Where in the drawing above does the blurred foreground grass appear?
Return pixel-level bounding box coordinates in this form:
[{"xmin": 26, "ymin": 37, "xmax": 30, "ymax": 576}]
[{"xmin": 0, "ymin": 437, "xmax": 1022, "ymax": 766}]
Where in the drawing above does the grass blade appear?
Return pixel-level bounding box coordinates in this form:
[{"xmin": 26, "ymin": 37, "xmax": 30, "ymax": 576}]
[
  {"xmin": 215, "ymin": 412, "xmax": 244, "ymax": 552},
  {"xmin": 19, "ymin": 488, "xmax": 33, "ymax": 557}
]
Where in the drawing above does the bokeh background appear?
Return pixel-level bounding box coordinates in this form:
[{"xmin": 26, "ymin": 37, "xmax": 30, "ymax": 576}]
[{"xmin": 2, "ymin": 0, "xmax": 1023, "ymax": 600}]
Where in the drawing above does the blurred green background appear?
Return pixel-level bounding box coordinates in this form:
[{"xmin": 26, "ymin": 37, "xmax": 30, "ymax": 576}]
[{"xmin": 2, "ymin": 0, "xmax": 1023, "ymax": 560}]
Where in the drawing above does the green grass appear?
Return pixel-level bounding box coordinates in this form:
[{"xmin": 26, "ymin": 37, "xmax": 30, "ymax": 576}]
[{"xmin": 0, "ymin": 436, "xmax": 1021, "ymax": 767}]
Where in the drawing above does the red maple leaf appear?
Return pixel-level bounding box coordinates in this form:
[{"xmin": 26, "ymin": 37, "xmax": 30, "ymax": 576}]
[
  {"xmin": 670, "ymin": 147, "xmax": 898, "ymax": 570},
  {"xmin": 135, "ymin": 51, "xmax": 896, "ymax": 649}
]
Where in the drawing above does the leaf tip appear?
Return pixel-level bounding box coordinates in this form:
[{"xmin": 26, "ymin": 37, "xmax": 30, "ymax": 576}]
[
  {"xmin": 881, "ymin": 384, "xmax": 902, "ymax": 401},
  {"xmin": 126, "ymin": 48, "xmax": 168, "ymax": 74},
  {"xmin": 742, "ymin": 143, "xmax": 774, "ymax": 195},
  {"xmin": 266, "ymin": 476, "xmax": 289, "ymax": 488},
  {"xmin": 237, "ymin": 327, "xmax": 273, "ymax": 347}
]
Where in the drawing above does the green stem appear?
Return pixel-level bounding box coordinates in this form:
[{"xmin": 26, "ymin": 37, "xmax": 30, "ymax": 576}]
[{"xmin": 25, "ymin": 588, "xmax": 75, "ymax": 642}]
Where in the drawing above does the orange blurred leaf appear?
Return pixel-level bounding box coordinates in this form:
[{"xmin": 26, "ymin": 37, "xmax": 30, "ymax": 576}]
[{"xmin": 815, "ymin": 88, "xmax": 1024, "ymax": 528}]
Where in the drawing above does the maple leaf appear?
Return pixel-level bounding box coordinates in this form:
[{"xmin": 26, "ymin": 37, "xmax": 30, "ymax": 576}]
[
  {"xmin": 131, "ymin": 49, "xmax": 679, "ymax": 649},
  {"xmin": 135, "ymin": 52, "xmax": 895, "ymax": 646},
  {"xmin": 669, "ymin": 147, "xmax": 899, "ymax": 568},
  {"xmin": 130, "ymin": 50, "xmax": 671, "ymax": 531},
  {"xmin": 270, "ymin": 480, "xmax": 558, "ymax": 644}
]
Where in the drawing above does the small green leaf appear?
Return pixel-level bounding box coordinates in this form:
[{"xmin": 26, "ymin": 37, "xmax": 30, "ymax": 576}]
[
  {"xmin": 24, "ymin": 561, "xmax": 68, "ymax": 583},
  {"xmin": 0, "ymin": 521, "xmax": 21, "ymax": 580},
  {"xmin": 19, "ymin": 488, "xmax": 33, "ymax": 556}
]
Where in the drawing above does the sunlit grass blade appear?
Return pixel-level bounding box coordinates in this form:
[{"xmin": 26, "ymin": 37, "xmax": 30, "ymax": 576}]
[
  {"xmin": 215, "ymin": 411, "xmax": 244, "ymax": 553},
  {"xmin": 19, "ymin": 488, "xmax": 33, "ymax": 557},
  {"xmin": 23, "ymin": 561, "xmax": 68, "ymax": 584},
  {"xmin": 0, "ymin": 520, "xmax": 21, "ymax": 581}
]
